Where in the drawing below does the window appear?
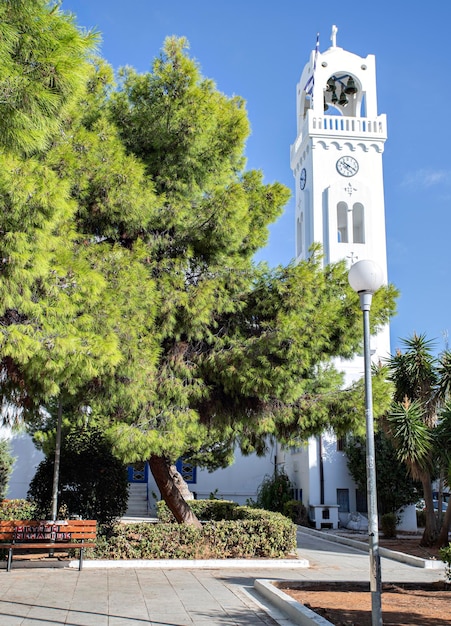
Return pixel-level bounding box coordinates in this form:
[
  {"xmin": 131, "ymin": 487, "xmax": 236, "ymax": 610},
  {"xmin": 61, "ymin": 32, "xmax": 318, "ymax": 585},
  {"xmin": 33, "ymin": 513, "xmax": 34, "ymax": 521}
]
[
  {"xmin": 353, "ymin": 203, "xmax": 365, "ymax": 243},
  {"xmin": 337, "ymin": 202, "xmax": 348, "ymax": 242},
  {"xmin": 337, "ymin": 201, "xmax": 365, "ymax": 244},
  {"xmin": 336, "ymin": 489, "xmax": 350, "ymax": 513},
  {"xmin": 336, "ymin": 437, "xmax": 345, "ymax": 452}
]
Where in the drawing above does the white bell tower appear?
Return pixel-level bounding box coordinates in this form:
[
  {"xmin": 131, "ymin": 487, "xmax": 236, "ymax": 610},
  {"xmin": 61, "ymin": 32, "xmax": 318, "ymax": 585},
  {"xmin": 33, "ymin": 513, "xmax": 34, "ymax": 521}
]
[
  {"xmin": 291, "ymin": 26, "xmax": 390, "ymax": 380},
  {"xmin": 292, "ymin": 27, "xmax": 387, "ymax": 268},
  {"xmin": 279, "ymin": 28, "xmax": 402, "ymax": 529}
]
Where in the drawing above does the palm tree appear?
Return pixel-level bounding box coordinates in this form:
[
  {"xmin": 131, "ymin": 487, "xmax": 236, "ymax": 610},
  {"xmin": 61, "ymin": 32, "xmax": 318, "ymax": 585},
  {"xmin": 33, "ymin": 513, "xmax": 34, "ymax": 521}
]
[
  {"xmin": 386, "ymin": 397, "xmax": 436, "ymax": 545},
  {"xmin": 434, "ymin": 405, "xmax": 451, "ymax": 547},
  {"xmin": 386, "ymin": 333, "xmax": 451, "ymax": 547}
]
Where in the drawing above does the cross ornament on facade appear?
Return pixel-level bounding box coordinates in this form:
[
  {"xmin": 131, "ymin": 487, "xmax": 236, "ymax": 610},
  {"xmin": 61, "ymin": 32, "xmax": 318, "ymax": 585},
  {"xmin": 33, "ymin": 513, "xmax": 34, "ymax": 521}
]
[
  {"xmin": 347, "ymin": 251, "xmax": 359, "ymax": 264},
  {"xmin": 345, "ymin": 182, "xmax": 357, "ymax": 196}
]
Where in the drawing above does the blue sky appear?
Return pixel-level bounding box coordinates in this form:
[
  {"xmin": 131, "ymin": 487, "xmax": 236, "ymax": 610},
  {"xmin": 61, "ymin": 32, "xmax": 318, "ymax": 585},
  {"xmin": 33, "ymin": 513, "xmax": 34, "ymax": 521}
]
[{"xmin": 61, "ymin": 0, "xmax": 451, "ymax": 355}]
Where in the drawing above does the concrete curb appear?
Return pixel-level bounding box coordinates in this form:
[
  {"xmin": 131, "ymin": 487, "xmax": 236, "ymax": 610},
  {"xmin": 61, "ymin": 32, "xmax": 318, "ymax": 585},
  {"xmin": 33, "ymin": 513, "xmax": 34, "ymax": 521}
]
[
  {"xmin": 297, "ymin": 526, "xmax": 445, "ymax": 569},
  {"xmin": 68, "ymin": 557, "xmax": 310, "ymax": 569},
  {"xmin": 255, "ymin": 579, "xmax": 333, "ymax": 626}
]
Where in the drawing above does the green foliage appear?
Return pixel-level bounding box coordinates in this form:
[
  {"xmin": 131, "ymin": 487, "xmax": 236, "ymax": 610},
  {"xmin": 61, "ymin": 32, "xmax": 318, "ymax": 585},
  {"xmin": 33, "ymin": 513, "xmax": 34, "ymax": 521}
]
[
  {"xmin": 255, "ymin": 471, "xmax": 294, "ymax": 513},
  {"xmin": 389, "ymin": 334, "xmax": 439, "ymax": 406},
  {"xmin": 27, "ymin": 426, "xmax": 129, "ymax": 525},
  {"xmin": 440, "ymin": 543, "xmax": 451, "ymax": 582},
  {"xmin": 283, "ymin": 500, "xmax": 309, "ymax": 526},
  {"xmin": 0, "ymin": 499, "xmax": 37, "ymax": 520},
  {"xmin": 93, "ymin": 507, "xmax": 296, "ymax": 559},
  {"xmin": 345, "ymin": 431, "xmax": 422, "ymax": 515},
  {"xmin": 157, "ymin": 499, "xmax": 240, "ymax": 522},
  {"xmin": 0, "ymin": 439, "xmax": 14, "ymax": 500},
  {"xmin": 387, "ymin": 399, "xmax": 434, "ymax": 474},
  {"xmin": 381, "ymin": 512, "xmax": 398, "ymax": 538},
  {"xmin": 0, "ymin": 0, "xmax": 98, "ymax": 155}
]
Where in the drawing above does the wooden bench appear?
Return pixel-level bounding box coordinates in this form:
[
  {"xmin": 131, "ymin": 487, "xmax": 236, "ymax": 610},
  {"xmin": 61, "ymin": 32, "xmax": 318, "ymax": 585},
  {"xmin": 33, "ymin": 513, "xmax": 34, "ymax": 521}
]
[{"xmin": 0, "ymin": 519, "xmax": 97, "ymax": 571}]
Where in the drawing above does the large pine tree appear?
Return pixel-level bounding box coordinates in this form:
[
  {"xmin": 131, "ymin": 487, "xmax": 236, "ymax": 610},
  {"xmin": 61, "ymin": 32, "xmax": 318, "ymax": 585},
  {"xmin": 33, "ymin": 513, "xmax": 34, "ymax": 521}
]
[{"xmin": 0, "ymin": 7, "xmax": 397, "ymax": 525}]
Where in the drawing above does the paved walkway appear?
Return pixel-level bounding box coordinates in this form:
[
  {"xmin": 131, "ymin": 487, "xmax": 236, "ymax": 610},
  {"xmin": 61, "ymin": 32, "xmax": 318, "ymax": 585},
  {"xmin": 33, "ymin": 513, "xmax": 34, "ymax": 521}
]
[{"xmin": 0, "ymin": 529, "xmax": 446, "ymax": 625}]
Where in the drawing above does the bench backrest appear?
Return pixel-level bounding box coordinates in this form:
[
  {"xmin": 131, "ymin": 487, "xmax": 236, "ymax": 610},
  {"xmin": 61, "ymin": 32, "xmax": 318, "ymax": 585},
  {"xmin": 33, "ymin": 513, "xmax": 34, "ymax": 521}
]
[{"xmin": 0, "ymin": 519, "xmax": 96, "ymax": 543}]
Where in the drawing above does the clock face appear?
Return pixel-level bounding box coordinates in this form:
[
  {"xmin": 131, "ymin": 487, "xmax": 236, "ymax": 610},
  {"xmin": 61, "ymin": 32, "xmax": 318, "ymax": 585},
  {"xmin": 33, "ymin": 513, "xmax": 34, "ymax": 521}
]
[
  {"xmin": 336, "ymin": 156, "xmax": 359, "ymax": 177},
  {"xmin": 300, "ymin": 168, "xmax": 307, "ymax": 190}
]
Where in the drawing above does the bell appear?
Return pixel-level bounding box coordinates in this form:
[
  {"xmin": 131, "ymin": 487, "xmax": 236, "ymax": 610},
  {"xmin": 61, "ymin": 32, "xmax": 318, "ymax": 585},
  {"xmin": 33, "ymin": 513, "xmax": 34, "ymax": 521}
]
[
  {"xmin": 326, "ymin": 77, "xmax": 336, "ymax": 92},
  {"xmin": 344, "ymin": 76, "xmax": 358, "ymax": 95},
  {"xmin": 331, "ymin": 89, "xmax": 338, "ymax": 104},
  {"xmin": 338, "ymin": 87, "xmax": 348, "ymax": 106}
]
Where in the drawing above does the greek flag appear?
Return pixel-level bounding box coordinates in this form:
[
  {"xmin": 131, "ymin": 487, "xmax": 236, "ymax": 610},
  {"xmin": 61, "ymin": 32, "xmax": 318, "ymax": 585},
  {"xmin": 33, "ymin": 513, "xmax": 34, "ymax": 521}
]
[{"xmin": 304, "ymin": 33, "xmax": 320, "ymax": 97}]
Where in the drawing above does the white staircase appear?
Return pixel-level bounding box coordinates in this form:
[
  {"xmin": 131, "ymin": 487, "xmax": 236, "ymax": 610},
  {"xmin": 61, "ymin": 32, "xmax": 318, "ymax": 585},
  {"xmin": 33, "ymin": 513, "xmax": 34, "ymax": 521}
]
[{"xmin": 125, "ymin": 483, "xmax": 149, "ymax": 518}]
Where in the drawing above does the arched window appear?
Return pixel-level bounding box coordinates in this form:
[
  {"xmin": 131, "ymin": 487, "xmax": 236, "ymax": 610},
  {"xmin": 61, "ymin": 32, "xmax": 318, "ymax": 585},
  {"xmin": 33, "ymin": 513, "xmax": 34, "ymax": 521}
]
[
  {"xmin": 337, "ymin": 202, "xmax": 348, "ymax": 243},
  {"xmin": 353, "ymin": 203, "xmax": 365, "ymax": 243}
]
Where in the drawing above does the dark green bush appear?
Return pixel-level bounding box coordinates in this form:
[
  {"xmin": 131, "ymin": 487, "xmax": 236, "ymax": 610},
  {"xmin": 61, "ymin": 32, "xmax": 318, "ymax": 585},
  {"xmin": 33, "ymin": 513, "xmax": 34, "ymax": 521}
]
[
  {"xmin": 440, "ymin": 543, "xmax": 451, "ymax": 582},
  {"xmin": 381, "ymin": 512, "xmax": 397, "ymax": 538},
  {"xmin": 0, "ymin": 499, "xmax": 37, "ymax": 520},
  {"xmin": 28, "ymin": 426, "xmax": 129, "ymax": 525},
  {"xmin": 256, "ymin": 470, "xmax": 294, "ymax": 513},
  {"xmin": 92, "ymin": 505, "xmax": 297, "ymax": 560},
  {"xmin": 283, "ymin": 500, "xmax": 308, "ymax": 525}
]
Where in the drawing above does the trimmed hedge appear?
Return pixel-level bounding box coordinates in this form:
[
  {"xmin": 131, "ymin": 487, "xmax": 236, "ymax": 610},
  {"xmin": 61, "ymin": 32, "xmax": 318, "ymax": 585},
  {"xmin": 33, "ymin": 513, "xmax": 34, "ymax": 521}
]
[
  {"xmin": 0, "ymin": 499, "xmax": 297, "ymax": 560},
  {"xmin": 156, "ymin": 499, "xmax": 239, "ymax": 522},
  {"xmin": 91, "ymin": 502, "xmax": 297, "ymax": 560}
]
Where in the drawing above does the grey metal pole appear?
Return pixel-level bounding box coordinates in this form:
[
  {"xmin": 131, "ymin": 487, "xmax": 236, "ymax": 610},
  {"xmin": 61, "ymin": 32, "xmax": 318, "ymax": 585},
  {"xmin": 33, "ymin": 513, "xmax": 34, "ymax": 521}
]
[{"xmin": 360, "ymin": 292, "xmax": 383, "ymax": 626}]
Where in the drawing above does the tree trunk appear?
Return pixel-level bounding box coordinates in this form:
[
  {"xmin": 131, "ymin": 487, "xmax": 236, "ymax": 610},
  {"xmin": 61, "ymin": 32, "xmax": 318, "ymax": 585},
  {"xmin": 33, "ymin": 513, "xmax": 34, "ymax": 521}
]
[
  {"xmin": 50, "ymin": 397, "xmax": 64, "ymax": 520},
  {"xmin": 149, "ymin": 455, "xmax": 202, "ymax": 528},
  {"xmin": 435, "ymin": 501, "xmax": 451, "ymax": 548},
  {"xmin": 420, "ymin": 475, "xmax": 438, "ymax": 547}
]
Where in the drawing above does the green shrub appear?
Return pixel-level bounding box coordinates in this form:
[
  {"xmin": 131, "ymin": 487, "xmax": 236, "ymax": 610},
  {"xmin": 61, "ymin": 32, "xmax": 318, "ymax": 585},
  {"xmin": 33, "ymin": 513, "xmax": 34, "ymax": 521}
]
[
  {"xmin": 157, "ymin": 499, "xmax": 239, "ymax": 522},
  {"xmin": 27, "ymin": 426, "xmax": 129, "ymax": 525},
  {"xmin": 283, "ymin": 500, "xmax": 308, "ymax": 525},
  {"xmin": 92, "ymin": 505, "xmax": 297, "ymax": 560},
  {"xmin": 256, "ymin": 470, "xmax": 293, "ymax": 513},
  {"xmin": 0, "ymin": 499, "xmax": 37, "ymax": 520},
  {"xmin": 381, "ymin": 512, "xmax": 397, "ymax": 538},
  {"xmin": 440, "ymin": 543, "xmax": 451, "ymax": 582}
]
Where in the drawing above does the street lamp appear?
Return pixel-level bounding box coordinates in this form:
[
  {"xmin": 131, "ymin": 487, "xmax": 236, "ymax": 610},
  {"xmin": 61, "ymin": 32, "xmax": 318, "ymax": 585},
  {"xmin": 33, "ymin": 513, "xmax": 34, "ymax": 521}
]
[{"xmin": 348, "ymin": 259, "xmax": 383, "ymax": 626}]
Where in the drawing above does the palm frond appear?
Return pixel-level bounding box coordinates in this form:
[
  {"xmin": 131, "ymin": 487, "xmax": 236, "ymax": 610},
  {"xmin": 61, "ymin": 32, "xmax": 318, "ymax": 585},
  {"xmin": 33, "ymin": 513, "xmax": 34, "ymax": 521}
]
[{"xmin": 387, "ymin": 398, "xmax": 433, "ymax": 477}]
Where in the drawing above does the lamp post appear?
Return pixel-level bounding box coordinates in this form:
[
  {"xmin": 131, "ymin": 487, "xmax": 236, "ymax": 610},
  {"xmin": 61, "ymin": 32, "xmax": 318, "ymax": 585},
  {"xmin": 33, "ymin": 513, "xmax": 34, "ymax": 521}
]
[{"xmin": 348, "ymin": 259, "xmax": 383, "ymax": 626}]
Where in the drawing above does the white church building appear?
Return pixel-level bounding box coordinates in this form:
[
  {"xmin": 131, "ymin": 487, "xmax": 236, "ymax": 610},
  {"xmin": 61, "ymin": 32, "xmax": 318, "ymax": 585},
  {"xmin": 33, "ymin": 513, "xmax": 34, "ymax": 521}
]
[{"xmin": 2, "ymin": 28, "xmax": 417, "ymax": 530}]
